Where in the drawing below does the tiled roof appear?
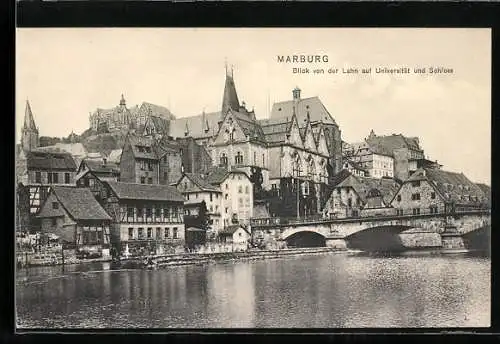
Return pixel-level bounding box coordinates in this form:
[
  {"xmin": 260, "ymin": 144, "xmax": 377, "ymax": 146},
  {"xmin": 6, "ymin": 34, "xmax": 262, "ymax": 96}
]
[
  {"xmin": 232, "ymin": 111, "xmax": 266, "ymax": 142},
  {"xmin": 408, "ymin": 168, "xmax": 486, "ymax": 204},
  {"xmin": 204, "ymin": 167, "xmax": 230, "ymax": 185},
  {"xmin": 139, "ymin": 102, "xmax": 176, "ymax": 120},
  {"xmin": 183, "ymin": 173, "xmax": 220, "ymax": 192},
  {"xmin": 476, "ymin": 183, "xmax": 491, "ymax": 198},
  {"xmin": 337, "ymin": 175, "xmax": 401, "ymax": 205},
  {"xmin": 82, "ymin": 159, "xmax": 119, "ymax": 174},
  {"xmin": 330, "ymin": 169, "xmax": 352, "ymax": 187},
  {"xmin": 270, "ymin": 96, "xmax": 337, "ymax": 127},
  {"xmin": 26, "ymin": 151, "xmax": 77, "ymax": 171},
  {"xmin": 219, "ymin": 225, "xmax": 248, "ymax": 236},
  {"xmin": 366, "ymin": 134, "xmax": 422, "ymax": 156},
  {"xmin": 38, "ymin": 186, "xmax": 111, "ymax": 221},
  {"xmin": 169, "ymin": 111, "xmax": 221, "ymax": 139},
  {"xmin": 259, "ymin": 117, "xmax": 292, "ymax": 144},
  {"xmin": 106, "ymin": 181, "xmax": 184, "ymax": 202}
]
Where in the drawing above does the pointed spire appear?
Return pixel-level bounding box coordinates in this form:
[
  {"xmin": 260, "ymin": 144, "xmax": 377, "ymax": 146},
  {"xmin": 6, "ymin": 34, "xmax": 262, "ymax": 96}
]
[
  {"xmin": 184, "ymin": 121, "xmax": 189, "ymax": 136},
  {"xmin": 23, "ymin": 100, "xmax": 37, "ymax": 131},
  {"xmin": 202, "ymin": 108, "xmax": 209, "ymax": 133},
  {"xmin": 120, "ymin": 94, "xmax": 126, "ymax": 106},
  {"xmin": 221, "ymin": 62, "xmax": 240, "ymax": 117}
]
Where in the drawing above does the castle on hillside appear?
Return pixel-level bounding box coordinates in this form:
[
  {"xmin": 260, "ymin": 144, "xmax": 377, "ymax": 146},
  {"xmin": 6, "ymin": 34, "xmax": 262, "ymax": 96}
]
[{"xmin": 88, "ymin": 95, "xmax": 175, "ymax": 134}]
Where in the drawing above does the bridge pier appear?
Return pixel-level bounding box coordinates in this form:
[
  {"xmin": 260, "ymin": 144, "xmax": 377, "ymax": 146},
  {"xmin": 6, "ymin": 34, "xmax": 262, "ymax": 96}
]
[
  {"xmin": 440, "ymin": 225, "xmax": 465, "ymax": 251},
  {"xmin": 325, "ymin": 238, "xmax": 347, "ymax": 250}
]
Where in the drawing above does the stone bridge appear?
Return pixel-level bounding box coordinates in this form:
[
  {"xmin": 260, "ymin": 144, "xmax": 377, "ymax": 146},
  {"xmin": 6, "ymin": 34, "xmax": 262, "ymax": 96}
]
[{"xmin": 250, "ymin": 210, "xmax": 491, "ymax": 250}]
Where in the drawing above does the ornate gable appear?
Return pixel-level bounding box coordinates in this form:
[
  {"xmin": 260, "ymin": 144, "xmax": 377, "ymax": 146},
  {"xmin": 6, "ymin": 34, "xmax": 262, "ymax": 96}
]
[
  {"xmin": 213, "ymin": 110, "xmax": 246, "ymax": 145},
  {"xmin": 287, "ymin": 115, "xmax": 304, "ymax": 149},
  {"xmin": 304, "ymin": 119, "xmax": 317, "ymax": 152},
  {"xmin": 317, "ymin": 126, "xmax": 329, "ymax": 156}
]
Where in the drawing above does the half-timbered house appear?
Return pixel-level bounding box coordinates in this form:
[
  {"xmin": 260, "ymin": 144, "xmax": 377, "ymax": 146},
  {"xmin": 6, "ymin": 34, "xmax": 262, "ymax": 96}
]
[{"xmin": 101, "ymin": 181, "xmax": 186, "ymax": 256}]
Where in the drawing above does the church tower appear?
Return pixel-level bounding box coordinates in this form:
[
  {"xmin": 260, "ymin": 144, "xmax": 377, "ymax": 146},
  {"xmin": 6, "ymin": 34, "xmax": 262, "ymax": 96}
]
[
  {"xmin": 21, "ymin": 100, "xmax": 39, "ymax": 152},
  {"xmin": 221, "ymin": 63, "xmax": 240, "ymax": 118}
]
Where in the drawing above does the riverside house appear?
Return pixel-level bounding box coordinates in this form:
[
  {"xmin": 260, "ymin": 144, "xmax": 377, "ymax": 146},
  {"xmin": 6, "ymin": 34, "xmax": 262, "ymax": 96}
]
[
  {"xmin": 100, "ymin": 181, "xmax": 186, "ymax": 257},
  {"xmin": 37, "ymin": 186, "xmax": 112, "ymax": 257},
  {"xmin": 217, "ymin": 225, "xmax": 251, "ymax": 252},
  {"xmin": 390, "ymin": 168, "xmax": 488, "ymax": 215}
]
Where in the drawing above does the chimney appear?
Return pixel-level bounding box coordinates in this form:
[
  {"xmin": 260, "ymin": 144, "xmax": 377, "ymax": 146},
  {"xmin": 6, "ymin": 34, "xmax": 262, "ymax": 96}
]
[{"xmin": 292, "ymin": 87, "xmax": 301, "ymax": 100}]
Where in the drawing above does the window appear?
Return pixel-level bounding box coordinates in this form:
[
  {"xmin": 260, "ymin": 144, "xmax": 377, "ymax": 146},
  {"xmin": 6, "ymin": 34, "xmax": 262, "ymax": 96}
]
[
  {"xmin": 137, "ymin": 208, "xmax": 144, "ymax": 218},
  {"xmin": 239, "ymin": 198, "xmax": 243, "ymax": 205},
  {"xmin": 156, "ymin": 228, "xmax": 161, "ymax": 239},
  {"xmin": 225, "ymin": 194, "xmax": 228, "ymax": 200},
  {"xmin": 146, "ymin": 208, "xmax": 152, "ymax": 218},
  {"xmin": 397, "ymin": 209, "xmax": 404, "ymax": 216},
  {"xmin": 225, "ymin": 184, "xmax": 228, "ymax": 190},
  {"xmin": 148, "ymin": 162, "xmax": 153, "ymax": 171},
  {"xmin": 235, "ymin": 152, "xmax": 243, "ymax": 165},
  {"xmin": 430, "ymin": 206, "xmax": 438, "ymax": 214},
  {"xmin": 262, "ymin": 154, "xmax": 265, "ymax": 166},
  {"xmin": 52, "ymin": 202, "xmax": 59, "ymax": 209},
  {"xmin": 52, "ymin": 173, "xmax": 59, "ymax": 183},
  {"xmin": 84, "ymin": 178, "xmax": 89, "ymax": 187},
  {"xmin": 245, "ymin": 186, "xmax": 249, "ymax": 194},
  {"xmin": 431, "ymin": 192, "xmax": 436, "ymax": 199},
  {"xmin": 164, "ymin": 228, "xmax": 170, "ymax": 238},
  {"xmin": 225, "ymin": 207, "xmax": 228, "ymax": 214},
  {"xmin": 155, "ymin": 208, "xmax": 161, "ymax": 218},
  {"xmin": 148, "ymin": 177, "xmax": 153, "ymax": 184},
  {"xmin": 220, "ymin": 153, "xmax": 228, "ymax": 166},
  {"xmin": 411, "ymin": 193, "xmax": 421, "ymax": 201},
  {"xmin": 412, "ymin": 208, "xmax": 420, "ymax": 215},
  {"xmin": 35, "ymin": 172, "xmax": 41, "ymax": 183},
  {"xmin": 64, "ymin": 173, "xmax": 70, "ymax": 184},
  {"xmin": 173, "ymin": 227, "xmax": 178, "ymax": 239},
  {"xmin": 128, "ymin": 228, "xmax": 134, "ymax": 240},
  {"xmin": 138, "ymin": 228, "xmax": 144, "ymax": 239},
  {"xmin": 210, "ymin": 193, "xmax": 213, "ymax": 202},
  {"xmin": 195, "ymin": 193, "xmax": 199, "ymax": 199},
  {"xmin": 140, "ymin": 177, "xmax": 146, "ymax": 184},
  {"xmin": 47, "ymin": 173, "xmax": 53, "ymax": 184},
  {"xmin": 396, "ymin": 195, "xmax": 402, "ymax": 202},
  {"xmin": 238, "ymin": 186, "xmax": 242, "ymax": 193},
  {"xmin": 186, "ymin": 194, "xmax": 190, "ymax": 200},
  {"xmin": 215, "ymin": 205, "xmax": 219, "ymax": 212},
  {"xmin": 254, "ymin": 152, "xmax": 256, "ymax": 165},
  {"xmin": 184, "ymin": 182, "xmax": 188, "ymax": 190},
  {"xmin": 51, "ymin": 218, "xmax": 57, "ymax": 226},
  {"xmin": 147, "ymin": 228, "xmax": 152, "ymax": 238},
  {"xmin": 271, "ymin": 184, "xmax": 277, "ymax": 190},
  {"xmin": 127, "ymin": 207, "xmax": 134, "ymax": 218}
]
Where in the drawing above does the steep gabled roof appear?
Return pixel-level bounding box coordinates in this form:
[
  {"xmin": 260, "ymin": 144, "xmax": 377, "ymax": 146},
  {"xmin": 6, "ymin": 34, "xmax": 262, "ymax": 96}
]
[
  {"xmin": 182, "ymin": 173, "xmax": 220, "ymax": 192},
  {"xmin": 81, "ymin": 159, "xmax": 119, "ymax": 175},
  {"xmin": 232, "ymin": 110, "xmax": 266, "ymax": 142},
  {"xmin": 126, "ymin": 135, "xmax": 157, "ymax": 160},
  {"xmin": 38, "ymin": 186, "xmax": 111, "ymax": 221},
  {"xmin": 106, "ymin": 181, "xmax": 184, "ymax": 202},
  {"xmin": 270, "ymin": 96, "xmax": 337, "ymax": 127},
  {"xmin": 366, "ymin": 133, "xmax": 422, "ymax": 155}
]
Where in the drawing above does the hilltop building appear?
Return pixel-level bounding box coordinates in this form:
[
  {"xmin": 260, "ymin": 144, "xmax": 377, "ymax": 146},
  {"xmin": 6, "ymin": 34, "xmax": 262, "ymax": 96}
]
[{"xmin": 348, "ymin": 130, "xmax": 442, "ymax": 181}]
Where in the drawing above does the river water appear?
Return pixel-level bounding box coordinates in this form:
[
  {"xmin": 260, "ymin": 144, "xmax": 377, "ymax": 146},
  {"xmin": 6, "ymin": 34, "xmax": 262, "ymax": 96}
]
[{"xmin": 16, "ymin": 250, "xmax": 490, "ymax": 328}]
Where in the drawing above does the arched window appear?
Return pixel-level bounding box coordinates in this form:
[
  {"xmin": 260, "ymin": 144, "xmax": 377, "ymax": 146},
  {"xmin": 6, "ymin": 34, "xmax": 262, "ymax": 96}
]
[
  {"xmin": 220, "ymin": 153, "xmax": 228, "ymax": 166},
  {"xmin": 235, "ymin": 152, "xmax": 243, "ymax": 165}
]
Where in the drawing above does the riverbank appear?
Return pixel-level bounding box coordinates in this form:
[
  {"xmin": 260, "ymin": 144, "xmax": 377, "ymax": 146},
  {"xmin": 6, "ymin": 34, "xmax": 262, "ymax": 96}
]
[{"xmin": 118, "ymin": 247, "xmax": 346, "ymax": 269}]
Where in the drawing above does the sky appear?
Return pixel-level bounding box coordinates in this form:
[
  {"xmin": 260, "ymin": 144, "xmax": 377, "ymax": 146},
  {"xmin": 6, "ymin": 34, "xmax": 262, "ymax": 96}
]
[{"xmin": 16, "ymin": 28, "xmax": 491, "ymax": 184}]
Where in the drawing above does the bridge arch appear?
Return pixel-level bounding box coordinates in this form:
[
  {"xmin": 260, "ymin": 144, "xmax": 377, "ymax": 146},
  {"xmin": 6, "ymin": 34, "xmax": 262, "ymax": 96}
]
[
  {"xmin": 345, "ymin": 225, "xmax": 420, "ymax": 252},
  {"xmin": 284, "ymin": 230, "xmax": 327, "ymax": 248}
]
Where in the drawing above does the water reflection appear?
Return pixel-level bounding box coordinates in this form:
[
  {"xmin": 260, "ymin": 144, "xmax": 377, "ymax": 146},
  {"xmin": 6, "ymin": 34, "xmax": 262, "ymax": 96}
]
[{"xmin": 16, "ymin": 252, "xmax": 490, "ymax": 328}]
